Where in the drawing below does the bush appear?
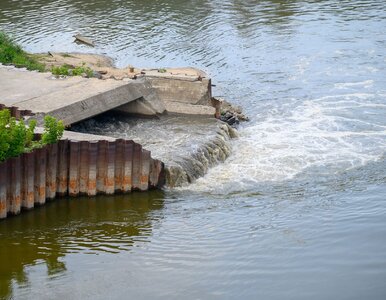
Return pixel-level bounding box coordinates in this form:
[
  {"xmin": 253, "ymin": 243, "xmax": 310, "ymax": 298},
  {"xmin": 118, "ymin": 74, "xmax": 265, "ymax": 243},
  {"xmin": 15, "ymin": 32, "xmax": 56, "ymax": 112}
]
[
  {"xmin": 72, "ymin": 64, "xmax": 94, "ymax": 78},
  {"xmin": 0, "ymin": 31, "xmax": 45, "ymax": 72},
  {"xmin": 0, "ymin": 109, "xmax": 64, "ymax": 162},
  {"xmin": 0, "ymin": 109, "xmax": 36, "ymax": 161},
  {"xmin": 51, "ymin": 65, "xmax": 70, "ymax": 76},
  {"xmin": 41, "ymin": 115, "xmax": 65, "ymax": 145}
]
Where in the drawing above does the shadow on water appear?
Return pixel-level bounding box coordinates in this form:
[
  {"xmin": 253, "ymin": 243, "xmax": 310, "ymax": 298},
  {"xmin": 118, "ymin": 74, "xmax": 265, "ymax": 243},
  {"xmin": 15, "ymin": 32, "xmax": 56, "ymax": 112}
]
[{"xmin": 0, "ymin": 190, "xmax": 165, "ymax": 299}]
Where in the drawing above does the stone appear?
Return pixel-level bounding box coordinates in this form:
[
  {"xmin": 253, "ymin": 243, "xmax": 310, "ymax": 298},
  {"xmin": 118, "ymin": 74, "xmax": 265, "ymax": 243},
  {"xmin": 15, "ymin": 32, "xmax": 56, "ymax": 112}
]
[{"xmin": 93, "ymin": 71, "xmax": 103, "ymax": 79}]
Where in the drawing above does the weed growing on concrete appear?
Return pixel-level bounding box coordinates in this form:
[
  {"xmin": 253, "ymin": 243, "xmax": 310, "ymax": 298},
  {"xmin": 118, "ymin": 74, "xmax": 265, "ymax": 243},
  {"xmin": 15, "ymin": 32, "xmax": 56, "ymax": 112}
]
[
  {"xmin": 51, "ymin": 64, "xmax": 70, "ymax": 76},
  {"xmin": 71, "ymin": 63, "xmax": 94, "ymax": 77},
  {"xmin": 0, "ymin": 31, "xmax": 45, "ymax": 72},
  {"xmin": 51, "ymin": 62, "xmax": 93, "ymax": 78}
]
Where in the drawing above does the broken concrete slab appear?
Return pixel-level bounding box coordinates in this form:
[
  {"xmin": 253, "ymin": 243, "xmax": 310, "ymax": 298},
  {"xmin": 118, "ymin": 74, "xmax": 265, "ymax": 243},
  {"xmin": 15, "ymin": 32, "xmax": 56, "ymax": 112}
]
[
  {"xmin": 35, "ymin": 126, "xmax": 116, "ymax": 141},
  {"xmin": 0, "ymin": 65, "xmax": 163, "ymax": 125},
  {"xmin": 0, "ymin": 62, "xmax": 217, "ymax": 122},
  {"xmin": 163, "ymin": 101, "xmax": 215, "ymax": 116},
  {"xmin": 114, "ymin": 77, "xmax": 166, "ymax": 116}
]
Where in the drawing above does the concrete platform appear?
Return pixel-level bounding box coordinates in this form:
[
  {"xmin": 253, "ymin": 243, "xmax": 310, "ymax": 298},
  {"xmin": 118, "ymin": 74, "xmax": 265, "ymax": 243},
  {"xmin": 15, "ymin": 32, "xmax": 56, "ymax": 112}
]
[
  {"xmin": 35, "ymin": 127, "xmax": 116, "ymax": 141},
  {"xmin": 0, "ymin": 65, "xmax": 156, "ymax": 125},
  {"xmin": 0, "ymin": 62, "xmax": 217, "ymax": 125}
]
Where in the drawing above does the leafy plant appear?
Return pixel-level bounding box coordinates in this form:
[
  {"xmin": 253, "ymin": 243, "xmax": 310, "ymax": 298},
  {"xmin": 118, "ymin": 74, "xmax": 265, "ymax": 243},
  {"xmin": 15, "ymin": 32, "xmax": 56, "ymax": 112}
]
[
  {"xmin": 52, "ymin": 63, "xmax": 94, "ymax": 78},
  {"xmin": 7, "ymin": 117, "xmax": 28, "ymax": 158},
  {"xmin": 23, "ymin": 119, "xmax": 40, "ymax": 152},
  {"xmin": 0, "ymin": 109, "xmax": 38, "ymax": 161},
  {"xmin": 0, "ymin": 109, "xmax": 11, "ymax": 161},
  {"xmin": 71, "ymin": 63, "xmax": 94, "ymax": 77},
  {"xmin": 51, "ymin": 65, "xmax": 70, "ymax": 76},
  {"xmin": 0, "ymin": 109, "xmax": 64, "ymax": 162},
  {"xmin": 158, "ymin": 68, "xmax": 167, "ymax": 73},
  {"xmin": 41, "ymin": 115, "xmax": 65, "ymax": 145}
]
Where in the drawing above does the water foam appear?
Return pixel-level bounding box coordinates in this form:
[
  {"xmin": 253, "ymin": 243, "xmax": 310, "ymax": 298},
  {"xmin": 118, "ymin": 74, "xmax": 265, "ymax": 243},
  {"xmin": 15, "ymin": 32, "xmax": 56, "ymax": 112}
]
[{"xmin": 185, "ymin": 93, "xmax": 386, "ymax": 193}]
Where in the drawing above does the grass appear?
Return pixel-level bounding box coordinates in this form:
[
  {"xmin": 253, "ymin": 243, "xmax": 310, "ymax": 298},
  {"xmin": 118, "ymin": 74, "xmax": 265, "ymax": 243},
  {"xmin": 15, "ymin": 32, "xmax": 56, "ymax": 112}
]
[
  {"xmin": 1, "ymin": 31, "xmax": 96, "ymax": 78},
  {"xmin": 0, "ymin": 31, "xmax": 45, "ymax": 72},
  {"xmin": 51, "ymin": 64, "xmax": 71, "ymax": 76},
  {"xmin": 51, "ymin": 62, "xmax": 94, "ymax": 78}
]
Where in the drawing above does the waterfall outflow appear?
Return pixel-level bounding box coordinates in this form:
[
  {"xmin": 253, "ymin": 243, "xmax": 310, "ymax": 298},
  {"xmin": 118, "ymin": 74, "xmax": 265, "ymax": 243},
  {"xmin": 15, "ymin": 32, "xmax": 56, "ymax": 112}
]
[
  {"xmin": 70, "ymin": 114, "xmax": 237, "ymax": 188},
  {"xmin": 165, "ymin": 123, "xmax": 236, "ymax": 187}
]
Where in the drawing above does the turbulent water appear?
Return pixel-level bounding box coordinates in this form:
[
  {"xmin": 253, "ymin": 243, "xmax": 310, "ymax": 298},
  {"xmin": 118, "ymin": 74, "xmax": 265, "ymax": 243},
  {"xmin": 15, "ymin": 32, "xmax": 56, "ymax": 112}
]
[
  {"xmin": 1, "ymin": 0, "xmax": 386, "ymax": 299},
  {"xmin": 71, "ymin": 114, "xmax": 236, "ymax": 187}
]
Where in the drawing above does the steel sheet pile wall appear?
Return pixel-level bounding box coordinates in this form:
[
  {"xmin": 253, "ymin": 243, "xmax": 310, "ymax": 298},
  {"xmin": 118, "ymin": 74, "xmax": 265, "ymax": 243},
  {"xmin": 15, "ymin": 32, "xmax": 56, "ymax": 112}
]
[
  {"xmin": 0, "ymin": 139, "xmax": 165, "ymax": 219},
  {"xmin": 0, "ymin": 104, "xmax": 34, "ymax": 119}
]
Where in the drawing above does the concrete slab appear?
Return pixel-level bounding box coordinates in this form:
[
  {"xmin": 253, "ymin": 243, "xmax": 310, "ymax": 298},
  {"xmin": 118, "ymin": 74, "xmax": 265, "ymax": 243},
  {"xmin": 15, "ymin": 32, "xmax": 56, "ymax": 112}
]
[
  {"xmin": 35, "ymin": 127, "xmax": 115, "ymax": 141},
  {"xmin": 0, "ymin": 65, "xmax": 92, "ymax": 106},
  {"xmin": 0, "ymin": 65, "xmax": 160, "ymax": 125},
  {"xmin": 0, "ymin": 63, "xmax": 216, "ymax": 124},
  {"xmin": 164, "ymin": 101, "xmax": 215, "ymax": 116}
]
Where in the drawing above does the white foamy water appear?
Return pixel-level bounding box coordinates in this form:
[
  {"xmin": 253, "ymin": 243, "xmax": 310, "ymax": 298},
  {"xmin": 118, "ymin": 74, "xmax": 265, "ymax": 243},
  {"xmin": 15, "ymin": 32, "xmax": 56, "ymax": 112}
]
[{"xmin": 188, "ymin": 92, "xmax": 386, "ymax": 193}]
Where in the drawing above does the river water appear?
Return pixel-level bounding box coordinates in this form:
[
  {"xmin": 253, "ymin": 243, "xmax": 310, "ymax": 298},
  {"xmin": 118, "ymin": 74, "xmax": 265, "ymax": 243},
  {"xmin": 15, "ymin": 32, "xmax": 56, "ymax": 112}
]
[{"xmin": 1, "ymin": 0, "xmax": 386, "ymax": 299}]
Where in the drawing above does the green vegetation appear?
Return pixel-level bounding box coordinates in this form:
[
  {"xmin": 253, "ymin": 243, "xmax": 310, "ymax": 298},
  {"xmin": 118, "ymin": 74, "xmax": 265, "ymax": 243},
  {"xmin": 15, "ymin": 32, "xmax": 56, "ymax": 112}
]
[
  {"xmin": 51, "ymin": 64, "xmax": 70, "ymax": 76},
  {"xmin": 71, "ymin": 63, "xmax": 94, "ymax": 77},
  {"xmin": 1, "ymin": 31, "xmax": 96, "ymax": 77},
  {"xmin": 51, "ymin": 62, "xmax": 94, "ymax": 78},
  {"xmin": 41, "ymin": 115, "xmax": 65, "ymax": 145},
  {"xmin": 158, "ymin": 68, "xmax": 167, "ymax": 73},
  {"xmin": 0, "ymin": 109, "xmax": 36, "ymax": 161},
  {"xmin": 0, "ymin": 109, "xmax": 64, "ymax": 162},
  {"xmin": 0, "ymin": 31, "xmax": 45, "ymax": 72}
]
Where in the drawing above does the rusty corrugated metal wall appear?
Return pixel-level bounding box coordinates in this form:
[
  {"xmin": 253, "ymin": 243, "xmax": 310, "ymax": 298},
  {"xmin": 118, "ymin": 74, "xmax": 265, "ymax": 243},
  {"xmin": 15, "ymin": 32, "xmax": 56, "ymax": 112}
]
[{"xmin": 0, "ymin": 139, "xmax": 165, "ymax": 219}]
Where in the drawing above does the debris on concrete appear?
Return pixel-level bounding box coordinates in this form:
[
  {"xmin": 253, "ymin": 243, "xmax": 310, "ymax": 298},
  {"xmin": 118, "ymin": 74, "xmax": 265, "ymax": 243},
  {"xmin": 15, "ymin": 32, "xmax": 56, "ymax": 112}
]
[
  {"xmin": 73, "ymin": 34, "xmax": 95, "ymax": 47},
  {"xmin": 213, "ymin": 97, "xmax": 249, "ymax": 127}
]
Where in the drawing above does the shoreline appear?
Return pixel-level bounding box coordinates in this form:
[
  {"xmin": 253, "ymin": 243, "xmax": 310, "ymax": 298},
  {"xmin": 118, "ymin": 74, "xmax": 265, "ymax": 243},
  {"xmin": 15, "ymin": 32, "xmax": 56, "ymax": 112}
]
[
  {"xmin": 0, "ymin": 54, "xmax": 243, "ymax": 189},
  {"xmin": 35, "ymin": 51, "xmax": 207, "ymax": 81},
  {"xmin": 0, "ymin": 37, "xmax": 247, "ymax": 191},
  {"xmin": 34, "ymin": 51, "xmax": 248, "ymax": 122}
]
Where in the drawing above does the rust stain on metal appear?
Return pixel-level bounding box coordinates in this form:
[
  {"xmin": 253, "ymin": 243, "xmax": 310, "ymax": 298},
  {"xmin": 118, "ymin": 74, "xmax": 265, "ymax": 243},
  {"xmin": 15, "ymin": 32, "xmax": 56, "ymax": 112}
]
[
  {"xmin": 88, "ymin": 180, "xmax": 97, "ymax": 190},
  {"xmin": 0, "ymin": 136, "xmax": 164, "ymax": 219},
  {"xmin": 105, "ymin": 178, "xmax": 115, "ymax": 187},
  {"xmin": 140, "ymin": 175, "xmax": 149, "ymax": 184},
  {"xmin": 38, "ymin": 187, "xmax": 45, "ymax": 197},
  {"xmin": 14, "ymin": 196, "xmax": 21, "ymax": 208},
  {"xmin": 26, "ymin": 191, "xmax": 34, "ymax": 208},
  {"xmin": 123, "ymin": 176, "xmax": 132, "ymax": 184},
  {"xmin": 69, "ymin": 180, "xmax": 78, "ymax": 190}
]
